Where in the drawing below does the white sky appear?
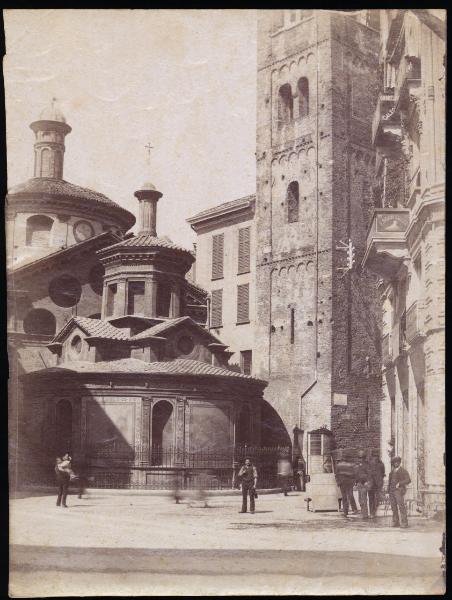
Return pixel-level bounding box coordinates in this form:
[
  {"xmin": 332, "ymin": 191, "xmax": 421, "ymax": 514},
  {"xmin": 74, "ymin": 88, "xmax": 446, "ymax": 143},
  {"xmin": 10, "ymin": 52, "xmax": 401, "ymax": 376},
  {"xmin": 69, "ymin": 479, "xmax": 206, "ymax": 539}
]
[{"xmin": 4, "ymin": 9, "xmax": 257, "ymax": 247}]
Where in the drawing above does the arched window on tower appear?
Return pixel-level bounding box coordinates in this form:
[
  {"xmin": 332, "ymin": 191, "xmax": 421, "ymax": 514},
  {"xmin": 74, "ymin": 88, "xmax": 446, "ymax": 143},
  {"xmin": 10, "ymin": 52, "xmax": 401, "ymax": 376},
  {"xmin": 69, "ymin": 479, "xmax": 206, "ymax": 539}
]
[
  {"xmin": 278, "ymin": 84, "xmax": 293, "ymax": 127},
  {"xmin": 26, "ymin": 215, "xmax": 53, "ymax": 247},
  {"xmin": 298, "ymin": 77, "xmax": 309, "ymax": 118},
  {"xmin": 41, "ymin": 148, "xmax": 51, "ymax": 177},
  {"xmin": 54, "ymin": 151, "xmax": 63, "ymax": 178},
  {"xmin": 287, "ymin": 181, "xmax": 300, "ymax": 223}
]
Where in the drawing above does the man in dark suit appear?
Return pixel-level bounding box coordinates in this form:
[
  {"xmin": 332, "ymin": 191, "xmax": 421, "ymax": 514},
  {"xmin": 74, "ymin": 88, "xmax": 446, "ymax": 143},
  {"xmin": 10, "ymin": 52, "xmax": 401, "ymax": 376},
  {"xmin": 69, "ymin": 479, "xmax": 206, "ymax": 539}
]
[
  {"xmin": 335, "ymin": 455, "xmax": 357, "ymax": 518},
  {"xmin": 387, "ymin": 456, "xmax": 411, "ymax": 528},
  {"xmin": 238, "ymin": 458, "xmax": 258, "ymax": 514}
]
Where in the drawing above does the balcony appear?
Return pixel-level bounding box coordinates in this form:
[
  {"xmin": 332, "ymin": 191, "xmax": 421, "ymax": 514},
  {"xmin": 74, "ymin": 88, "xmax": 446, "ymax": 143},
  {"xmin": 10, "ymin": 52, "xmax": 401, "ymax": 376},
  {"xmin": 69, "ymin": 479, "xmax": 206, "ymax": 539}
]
[
  {"xmin": 362, "ymin": 208, "xmax": 410, "ymax": 279},
  {"xmin": 405, "ymin": 301, "xmax": 425, "ymax": 345},
  {"xmin": 372, "ymin": 90, "xmax": 401, "ymax": 147},
  {"xmin": 394, "ymin": 56, "xmax": 422, "ymax": 112},
  {"xmin": 382, "ymin": 333, "xmax": 393, "ymax": 366}
]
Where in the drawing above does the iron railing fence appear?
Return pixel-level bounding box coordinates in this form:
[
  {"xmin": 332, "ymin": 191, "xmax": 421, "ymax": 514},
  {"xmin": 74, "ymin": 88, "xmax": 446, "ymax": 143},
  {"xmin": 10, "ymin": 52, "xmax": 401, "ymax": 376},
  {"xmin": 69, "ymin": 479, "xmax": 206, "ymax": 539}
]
[{"xmin": 22, "ymin": 445, "xmax": 290, "ymax": 490}]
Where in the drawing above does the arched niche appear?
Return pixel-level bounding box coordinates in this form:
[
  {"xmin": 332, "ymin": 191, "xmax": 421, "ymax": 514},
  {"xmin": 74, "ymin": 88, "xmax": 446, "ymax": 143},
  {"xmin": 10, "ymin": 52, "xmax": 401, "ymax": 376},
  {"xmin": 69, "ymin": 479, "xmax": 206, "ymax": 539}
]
[
  {"xmin": 151, "ymin": 401, "xmax": 174, "ymax": 464},
  {"xmin": 26, "ymin": 215, "xmax": 53, "ymax": 247}
]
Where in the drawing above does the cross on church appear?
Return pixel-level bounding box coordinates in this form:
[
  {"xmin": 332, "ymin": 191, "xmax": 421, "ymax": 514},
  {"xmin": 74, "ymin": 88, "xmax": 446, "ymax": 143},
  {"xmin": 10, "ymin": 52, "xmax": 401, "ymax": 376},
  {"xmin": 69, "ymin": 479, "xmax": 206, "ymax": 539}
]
[{"xmin": 145, "ymin": 142, "xmax": 154, "ymax": 165}]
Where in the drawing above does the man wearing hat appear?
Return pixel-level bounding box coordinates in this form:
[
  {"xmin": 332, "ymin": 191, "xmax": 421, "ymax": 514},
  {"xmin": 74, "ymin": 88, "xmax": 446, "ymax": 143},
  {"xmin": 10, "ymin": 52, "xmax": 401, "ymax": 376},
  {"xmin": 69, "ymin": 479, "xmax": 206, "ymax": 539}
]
[{"xmin": 387, "ymin": 456, "xmax": 411, "ymax": 528}]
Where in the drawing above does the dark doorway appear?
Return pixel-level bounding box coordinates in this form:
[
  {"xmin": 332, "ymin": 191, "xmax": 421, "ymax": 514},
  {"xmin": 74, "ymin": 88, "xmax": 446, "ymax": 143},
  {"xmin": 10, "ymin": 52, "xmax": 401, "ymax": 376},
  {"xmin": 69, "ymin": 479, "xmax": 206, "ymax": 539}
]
[{"xmin": 236, "ymin": 404, "xmax": 251, "ymax": 445}]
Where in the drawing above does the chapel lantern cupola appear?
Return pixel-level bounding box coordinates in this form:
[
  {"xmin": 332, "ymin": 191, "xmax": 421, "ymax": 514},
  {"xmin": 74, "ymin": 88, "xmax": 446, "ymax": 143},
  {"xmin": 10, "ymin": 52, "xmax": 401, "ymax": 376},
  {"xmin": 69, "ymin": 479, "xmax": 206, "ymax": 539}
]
[
  {"xmin": 135, "ymin": 181, "xmax": 163, "ymax": 236},
  {"xmin": 30, "ymin": 98, "xmax": 72, "ymax": 179}
]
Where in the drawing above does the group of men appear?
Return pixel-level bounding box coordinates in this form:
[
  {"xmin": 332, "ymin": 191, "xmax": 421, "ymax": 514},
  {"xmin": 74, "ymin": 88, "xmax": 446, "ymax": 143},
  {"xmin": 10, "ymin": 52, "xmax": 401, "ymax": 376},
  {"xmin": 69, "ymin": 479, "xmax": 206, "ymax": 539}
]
[{"xmin": 335, "ymin": 450, "xmax": 411, "ymax": 527}]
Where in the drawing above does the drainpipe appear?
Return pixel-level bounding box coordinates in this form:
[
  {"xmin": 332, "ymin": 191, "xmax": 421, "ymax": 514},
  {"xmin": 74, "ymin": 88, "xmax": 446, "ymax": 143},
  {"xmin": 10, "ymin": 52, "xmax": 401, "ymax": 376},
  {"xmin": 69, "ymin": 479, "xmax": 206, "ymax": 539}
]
[{"xmin": 299, "ymin": 11, "xmax": 320, "ymax": 433}]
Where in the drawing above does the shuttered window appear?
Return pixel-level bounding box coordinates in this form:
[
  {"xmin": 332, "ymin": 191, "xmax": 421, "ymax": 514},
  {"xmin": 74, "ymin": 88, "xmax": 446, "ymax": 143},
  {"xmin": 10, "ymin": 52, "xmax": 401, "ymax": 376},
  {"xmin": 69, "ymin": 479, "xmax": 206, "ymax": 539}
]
[
  {"xmin": 240, "ymin": 350, "xmax": 252, "ymax": 375},
  {"xmin": 211, "ymin": 233, "xmax": 224, "ymax": 280},
  {"xmin": 236, "ymin": 283, "xmax": 250, "ymax": 324},
  {"xmin": 211, "ymin": 289, "xmax": 223, "ymax": 328},
  {"xmin": 238, "ymin": 226, "xmax": 251, "ymax": 274}
]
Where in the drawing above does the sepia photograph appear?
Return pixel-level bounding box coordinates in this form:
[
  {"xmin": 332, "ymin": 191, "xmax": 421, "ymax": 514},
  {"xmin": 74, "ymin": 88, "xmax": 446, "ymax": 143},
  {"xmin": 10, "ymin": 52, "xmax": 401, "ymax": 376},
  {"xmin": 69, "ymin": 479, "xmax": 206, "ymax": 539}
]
[{"xmin": 5, "ymin": 8, "xmax": 446, "ymax": 596}]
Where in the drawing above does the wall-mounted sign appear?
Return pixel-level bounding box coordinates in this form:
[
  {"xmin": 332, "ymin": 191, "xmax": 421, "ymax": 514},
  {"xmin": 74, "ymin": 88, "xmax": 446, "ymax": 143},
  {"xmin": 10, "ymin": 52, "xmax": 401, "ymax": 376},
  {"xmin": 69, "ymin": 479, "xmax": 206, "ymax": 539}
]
[
  {"xmin": 333, "ymin": 392, "xmax": 348, "ymax": 406},
  {"xmin": 375, "ymin": 212, "xmax": 410, "ymax": 233}
]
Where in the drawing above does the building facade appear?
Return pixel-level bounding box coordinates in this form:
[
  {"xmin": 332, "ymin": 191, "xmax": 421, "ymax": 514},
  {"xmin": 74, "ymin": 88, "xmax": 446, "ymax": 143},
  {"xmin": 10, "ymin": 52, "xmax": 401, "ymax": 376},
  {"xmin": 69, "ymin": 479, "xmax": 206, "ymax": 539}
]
[
  {"xmin": 9, "ymin": 105, "xmax": 261, "ymax": 493},
  {"xmin": 187, "ymin": 195, "xmax": 256, "ymax": 374},
  {"xmin": 363, "ymin": 9, "xmax": 445, "ymax": 512},
  {"xmin": 254, "ymin": 9, "xmax": 383, "ymax": 461}
]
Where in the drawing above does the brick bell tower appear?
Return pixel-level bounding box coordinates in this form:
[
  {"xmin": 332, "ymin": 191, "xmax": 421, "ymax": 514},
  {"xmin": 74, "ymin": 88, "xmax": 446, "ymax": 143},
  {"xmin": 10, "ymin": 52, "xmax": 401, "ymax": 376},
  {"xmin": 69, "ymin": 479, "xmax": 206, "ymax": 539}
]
[{"xmin": 255, "ymin": 9, "xmax": 383, "ymax": 463}]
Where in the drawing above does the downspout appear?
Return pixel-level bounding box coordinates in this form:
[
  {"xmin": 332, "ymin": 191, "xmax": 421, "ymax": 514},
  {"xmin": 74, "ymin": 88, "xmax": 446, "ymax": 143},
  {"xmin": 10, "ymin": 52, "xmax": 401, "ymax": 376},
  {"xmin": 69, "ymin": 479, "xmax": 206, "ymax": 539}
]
[{"xmin": 299, "ymin": 11, "xmax": 320, "ymax": 432}]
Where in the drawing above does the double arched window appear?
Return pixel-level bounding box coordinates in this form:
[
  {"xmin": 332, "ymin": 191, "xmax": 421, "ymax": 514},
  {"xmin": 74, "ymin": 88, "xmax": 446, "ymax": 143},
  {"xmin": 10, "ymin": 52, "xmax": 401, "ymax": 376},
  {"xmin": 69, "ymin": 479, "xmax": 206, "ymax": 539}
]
[
  {"xmin": 278, "ymin": 78, "xmax": 309, "ymax": 126},
  {"xmin": 26, "ymin": 215, "xmax": 53, "ymax": 247}
]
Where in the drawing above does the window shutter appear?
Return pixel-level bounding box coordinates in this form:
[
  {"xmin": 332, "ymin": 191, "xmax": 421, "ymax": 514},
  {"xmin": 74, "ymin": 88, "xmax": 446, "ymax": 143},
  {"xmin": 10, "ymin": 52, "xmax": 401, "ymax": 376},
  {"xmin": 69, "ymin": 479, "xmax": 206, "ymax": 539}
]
[
  {"xmin": 236, "ymin": 283, "xmax": 250, "ymax": 324},
  {"xmin": 211, "ymin": 234, "xmax": 224, "ymax": 280},
  {"xmin": 240, "ymin": 350, "xmax": 252, "ymax": 375},
  {"xmin": 211, "ymin": 289, "xmax": 223, "ymax": 328},
  {"xmin": 238, "ymin": 227, "xmax": 251, "ymax": 274}
]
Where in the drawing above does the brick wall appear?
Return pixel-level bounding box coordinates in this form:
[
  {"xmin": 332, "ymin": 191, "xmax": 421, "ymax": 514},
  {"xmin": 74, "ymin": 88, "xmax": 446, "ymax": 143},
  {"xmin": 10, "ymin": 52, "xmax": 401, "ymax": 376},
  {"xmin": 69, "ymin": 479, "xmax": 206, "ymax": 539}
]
[{"xmin": 255, "ymin": 11, "xmax": 382, "ymax": 455}]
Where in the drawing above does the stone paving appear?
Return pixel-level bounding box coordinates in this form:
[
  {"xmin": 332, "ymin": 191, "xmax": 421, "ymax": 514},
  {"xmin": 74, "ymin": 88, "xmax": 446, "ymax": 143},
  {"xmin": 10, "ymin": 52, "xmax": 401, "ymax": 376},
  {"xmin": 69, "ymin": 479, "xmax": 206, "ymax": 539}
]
[{"xmin": 9, "ymin": 490, "xmax": 445, "ymax": 596}]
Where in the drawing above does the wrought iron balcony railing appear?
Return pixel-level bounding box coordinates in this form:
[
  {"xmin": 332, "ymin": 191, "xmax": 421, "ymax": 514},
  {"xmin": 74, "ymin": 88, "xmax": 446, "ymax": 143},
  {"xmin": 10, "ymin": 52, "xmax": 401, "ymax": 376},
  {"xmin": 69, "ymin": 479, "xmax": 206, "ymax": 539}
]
[
  {"xmin": 405, "ymin": 301, "xmax": 424, "ymax": 344},
  {"xmin": 372, "ymin": 90, "xmax": 400, "ymax": 147}
]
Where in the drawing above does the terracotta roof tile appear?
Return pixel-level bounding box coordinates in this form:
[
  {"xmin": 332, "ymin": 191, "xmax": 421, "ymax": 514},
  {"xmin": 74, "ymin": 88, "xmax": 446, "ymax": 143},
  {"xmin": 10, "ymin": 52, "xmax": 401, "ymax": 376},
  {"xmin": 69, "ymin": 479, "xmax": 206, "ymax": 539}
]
[
  {"xmin": 104, "ymin": 233, "xmax": 194, "ymax": 256},
  {"xmin": 73, "ymin": 317, "xmax": 130, "ymax": 340},
  {"xmin": 51, "ymin": 358, "xmax": 262, "ymax": 382},
  {"xmin": 131, "ymin": 317, "xmax": 191, "ymax": 340}
]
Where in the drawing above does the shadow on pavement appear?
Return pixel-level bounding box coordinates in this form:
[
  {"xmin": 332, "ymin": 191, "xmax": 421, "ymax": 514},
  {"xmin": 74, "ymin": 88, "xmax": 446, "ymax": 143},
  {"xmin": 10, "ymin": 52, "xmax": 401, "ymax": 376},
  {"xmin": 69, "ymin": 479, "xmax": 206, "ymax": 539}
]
[
  {"xmin": 227, "ymin": 516, "xmax": 444, "ymax": 533},
  {"xmin": 10, "ymin": 545, "xmax": 443, "ymax": 581}
]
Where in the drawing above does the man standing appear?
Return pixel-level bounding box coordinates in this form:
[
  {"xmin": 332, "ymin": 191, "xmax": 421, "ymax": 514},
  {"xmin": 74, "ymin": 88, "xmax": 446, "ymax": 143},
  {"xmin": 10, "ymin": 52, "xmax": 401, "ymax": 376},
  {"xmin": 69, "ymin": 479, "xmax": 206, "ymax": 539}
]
[
  {"xmin": 368, "ymin": 454, "xmax": 385, "ymax": 518},
  {"xmin": 238, "ymin": 458, "xmax": 258, "ymax": 514},
  {"xmin": 388, "ymin": 456, "xmax": 411, "ymax": 528},
  {"xmin": 335, "ymin": 453, "xmax": 358, "ymax": 518},
  {"xmin": 277, "ymin": 455, "xmax": 292, "ymax": 496},
  {"xmin": 355, "ymin": 450, "xmax": 372, "ymax": 520},
  {"xmin": 55, "ymin": 453, "xmax": 71, "ymax": 508}
]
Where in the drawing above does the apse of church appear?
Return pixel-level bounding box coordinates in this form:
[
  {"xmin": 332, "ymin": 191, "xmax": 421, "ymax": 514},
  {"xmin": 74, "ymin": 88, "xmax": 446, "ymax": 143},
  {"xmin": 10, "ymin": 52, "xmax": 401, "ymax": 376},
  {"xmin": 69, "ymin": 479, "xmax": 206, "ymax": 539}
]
[{"xmin": 21, "ymin": 173, "xmax": 267, "ymax": 489}]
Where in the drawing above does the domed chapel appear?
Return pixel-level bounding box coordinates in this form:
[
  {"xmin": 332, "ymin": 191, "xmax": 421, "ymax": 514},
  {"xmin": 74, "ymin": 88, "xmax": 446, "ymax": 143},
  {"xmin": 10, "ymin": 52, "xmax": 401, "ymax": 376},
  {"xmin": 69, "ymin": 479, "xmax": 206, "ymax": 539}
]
[{"xmin": 12, "ymin": 102, "xmax": 272, "ymax": 490}]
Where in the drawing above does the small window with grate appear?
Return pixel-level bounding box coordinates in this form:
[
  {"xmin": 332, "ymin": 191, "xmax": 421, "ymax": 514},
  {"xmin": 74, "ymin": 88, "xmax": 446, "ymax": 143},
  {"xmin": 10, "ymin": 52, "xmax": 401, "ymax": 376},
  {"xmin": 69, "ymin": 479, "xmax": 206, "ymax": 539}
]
[
  {"xmin": 236, "ymin": 283, "xmax": 250, "ymax": 324},
  {"xmin": 211, "ymin": 233, "xmax": 224, "ymax": 280},
  {"xmin": 210, "ymin": 289, "xmax": 223, "ymax": 328},
  {"xmin": 238, "ymin": 226, "xmax": 251, "ymax": 274}
]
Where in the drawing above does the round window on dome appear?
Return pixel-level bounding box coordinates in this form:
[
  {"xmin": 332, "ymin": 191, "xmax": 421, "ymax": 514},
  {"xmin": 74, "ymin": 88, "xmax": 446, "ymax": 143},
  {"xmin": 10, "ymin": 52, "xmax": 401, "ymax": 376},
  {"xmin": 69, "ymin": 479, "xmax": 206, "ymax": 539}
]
[
  {"xmin": 49, "ymin": 275, "xmax": 82, "ymax": 308},
  {"xmin": 71, "ymin": 335, "xmax": 82, "ymax": 354},
  {"xmin": 177, "ymin": 336, "xmax": 195, "ymax": 355}
]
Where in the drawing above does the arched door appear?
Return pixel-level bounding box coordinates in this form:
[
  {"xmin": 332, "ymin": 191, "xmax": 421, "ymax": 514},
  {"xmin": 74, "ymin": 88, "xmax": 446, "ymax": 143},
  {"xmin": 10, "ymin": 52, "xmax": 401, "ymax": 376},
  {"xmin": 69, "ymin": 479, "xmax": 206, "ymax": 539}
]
[{"xmin": 151, "ymin": 401, "xmax": 174, "ymax": 465}]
